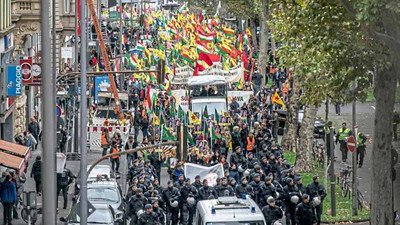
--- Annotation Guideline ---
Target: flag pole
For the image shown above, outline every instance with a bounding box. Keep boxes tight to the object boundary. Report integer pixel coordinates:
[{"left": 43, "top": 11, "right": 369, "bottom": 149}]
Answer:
[{"left": 210, "top": 121, "right": 213, "bottom": 152}]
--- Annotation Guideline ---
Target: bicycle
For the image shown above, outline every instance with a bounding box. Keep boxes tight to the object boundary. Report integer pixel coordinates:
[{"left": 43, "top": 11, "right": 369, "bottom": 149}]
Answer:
[{"left": 338, "top": 166, "right": 352, "bottom": 198}]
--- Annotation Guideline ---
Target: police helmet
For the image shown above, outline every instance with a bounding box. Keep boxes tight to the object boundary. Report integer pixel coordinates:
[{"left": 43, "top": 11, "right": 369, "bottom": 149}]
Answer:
[
  {"left": 244, "top": 169, "right": 251, "bottom": 177},
  {"left": 267, "top": 196, "right": 275, "bottom": 203},
  {"left": 312, "top": 197, "right": 321, "bottom": 206},
  {"left": 187, "top": 197, "right": 196, "bottom": 206},
  {"left": 145, "top": 204, "right": 152, "bottom": 209},
  {"left": 136, "top": 209, "right": 145, "bottom": 217},
  {"left": 170, "top": 200, "right": 179, "bottom": 208},
  {"left": 238, "top": 165, "right": 244, "bottom": 172},
  {"left": 290, "top": 195, "right": 300, "bottom": 204}
]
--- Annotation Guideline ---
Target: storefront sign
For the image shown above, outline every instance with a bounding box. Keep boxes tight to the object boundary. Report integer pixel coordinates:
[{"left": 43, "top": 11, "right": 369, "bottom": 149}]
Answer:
[
  {"left": 31, "top": 64, "right": 41, "bottom": 85},
  {"left": 6, "top": 65, "right": 22, "bottom": 97}
]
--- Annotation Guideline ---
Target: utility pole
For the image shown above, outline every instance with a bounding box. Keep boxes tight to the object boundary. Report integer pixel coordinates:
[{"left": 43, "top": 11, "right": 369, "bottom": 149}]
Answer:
[
  {"left": 329, "top": 129, "right": 336, "bottom": 216},
  {"left": 52, "top": 0, "right": 57, "bottom": 143},
  {"left": 80, "top": 0, "right": 88, "bottom": 223},
  {"left": 40, "top": 0, "right": 57, "bottom": 223},
  {"left": 119, "top": 0, "right": 124, "bottom": 91},
  {"left": 74, "top": 0, "right": 80, "bottom": 154},
  {"left": 352, "top": 80, "right": 358, "bottom": 216}
]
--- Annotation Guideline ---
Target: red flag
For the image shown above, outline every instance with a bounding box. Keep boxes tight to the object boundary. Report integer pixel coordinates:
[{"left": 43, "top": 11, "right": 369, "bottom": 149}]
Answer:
[
  {"left": 198, "top": 52, "right": 213, "bottom": 67},
  {"left": 193, "top": 63, "right": 205, "bottom": 76},
  {"left": 242, "top": 50, "right": 249, "bottom": 80},
  {"left": 199, "top": 13, "right": 203, "bottom": 23},
  {"left": 146, "top": 85, "right": 151, "bottom": 110},
  {"left": 208, "top": 54, "right": 221, "bottom": 63}
]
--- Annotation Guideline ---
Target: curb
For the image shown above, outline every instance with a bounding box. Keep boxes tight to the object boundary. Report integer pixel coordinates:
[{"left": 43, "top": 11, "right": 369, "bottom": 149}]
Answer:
[{"left": 322, "top": 218, "right": 370, "bottom": 224}]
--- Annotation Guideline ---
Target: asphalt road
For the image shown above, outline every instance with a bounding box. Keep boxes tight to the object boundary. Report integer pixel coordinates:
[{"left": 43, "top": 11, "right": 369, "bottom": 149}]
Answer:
[{"left": 2, "top": 102, "right": 400, "bottom": 224}]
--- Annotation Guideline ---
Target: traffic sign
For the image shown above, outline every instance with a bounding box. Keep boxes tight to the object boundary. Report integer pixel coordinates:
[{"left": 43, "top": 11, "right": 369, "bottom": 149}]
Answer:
[
  {"left": 347, "top": 136, "right": 356, "bottom": 153},
  {"left": 56, "top": 105, "right": 62, "bottom": 117}
]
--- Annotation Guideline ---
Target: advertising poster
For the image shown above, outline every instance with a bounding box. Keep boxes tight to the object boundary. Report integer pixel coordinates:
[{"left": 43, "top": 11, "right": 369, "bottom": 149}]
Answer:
[
  {"left": 6, "top": 65, "right": 22, "bottom": 97},
  {"left": 94, "top": 76, "right": 110, "bottom": 102}
]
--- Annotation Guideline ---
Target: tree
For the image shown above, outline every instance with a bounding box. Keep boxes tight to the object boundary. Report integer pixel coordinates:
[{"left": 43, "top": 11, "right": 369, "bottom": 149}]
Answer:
[
  {"left": 270, "top": 0, "right": 374, "bottom": 172},
  {"left": 257, "top": 0, "right": 269, "bottom": 85},
  {"left": 336, "top": 0, "right": 400, "bottom": 223}
]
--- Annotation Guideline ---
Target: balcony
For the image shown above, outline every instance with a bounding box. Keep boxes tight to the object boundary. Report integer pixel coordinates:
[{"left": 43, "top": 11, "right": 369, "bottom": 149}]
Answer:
[{"left": 12, "top": 0, "right": 40, "bottom": 18}]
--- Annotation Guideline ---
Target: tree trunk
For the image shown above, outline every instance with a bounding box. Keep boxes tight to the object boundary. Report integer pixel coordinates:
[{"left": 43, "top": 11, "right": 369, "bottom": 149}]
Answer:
[
  {"left": 282, "top": 76, "right": 301, "bottom": 152},
  {"left": 249, "top": 18, "right": 258, "bottom": 50},
  {"left": 370, "top": 64, "right": 397, "bottom": 225},
  {"left": 296, "top": 105, "right": 317, "bottom": 173},
  {"left": 257, "top": 0, "right": 268, "bottom": 85}
]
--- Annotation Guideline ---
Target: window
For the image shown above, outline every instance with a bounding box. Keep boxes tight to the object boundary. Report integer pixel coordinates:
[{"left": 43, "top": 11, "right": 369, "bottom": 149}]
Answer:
[{"left": 64, "top": 0, "right": 70, "bottom": 13}]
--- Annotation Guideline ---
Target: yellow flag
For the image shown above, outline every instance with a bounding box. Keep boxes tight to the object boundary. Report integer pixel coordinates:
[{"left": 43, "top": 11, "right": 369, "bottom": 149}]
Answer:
[
  {"left": 271, "top": 92, "right": 286, "bottom": 109},
  {"left": 153, "top": 113, "right": 160, "bottom": 125},
  {"left": 189, "top": 110, "right": 200, "bottom": 124}
]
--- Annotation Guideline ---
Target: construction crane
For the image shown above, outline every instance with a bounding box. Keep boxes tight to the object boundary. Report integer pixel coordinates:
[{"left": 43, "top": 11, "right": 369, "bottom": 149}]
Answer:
[{"left": 87, "top": 0, "right": 123, "bottom": 119}]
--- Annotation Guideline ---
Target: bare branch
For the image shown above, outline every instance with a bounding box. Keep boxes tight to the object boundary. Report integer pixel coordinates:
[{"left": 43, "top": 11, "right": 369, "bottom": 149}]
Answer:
[{"left": 372, "top": 31, "right": 400, "bottom": 49}]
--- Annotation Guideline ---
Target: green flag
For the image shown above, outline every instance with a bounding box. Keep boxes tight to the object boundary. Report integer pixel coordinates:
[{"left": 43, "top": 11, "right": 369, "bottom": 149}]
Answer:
[
  {"left": 202, "top": 106, "right": 209, "bottom": 120},
  {"left": 212, "top": 126, "right": 221, "bottom": 139},
  {"left": 203, "top": 120, "right": 209, "bottom": 137},
  {"left": 160, "top": 112, "right": 165, "bottom": 126},
  {"left": 214, "top": 108, "right": 219, "bottom": 123},
  {"left": 162, "top": 126, "right": 177, "bottom": 141},
  {"left": 188, "top": 132, "right": 195, "bottom": 146},
  {"left": 178, "top": 106, "right": 185, "bottom": 119}
]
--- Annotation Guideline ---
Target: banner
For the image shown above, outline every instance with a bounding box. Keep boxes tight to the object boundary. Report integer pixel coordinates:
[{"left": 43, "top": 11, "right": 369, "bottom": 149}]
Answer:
[
  {"left": 6, "top": 65, "right": 22, "bottom": 97},
  {"left": 228, "top": 91, "right": 252, "bottom": 107},
  {"left": 172, "top": 63, "right": 244, "bottom": 84},
  {"left": 171, "top": 89, "right": 189, "bottom": 113},
  {"left": 184, "top": 163, "right": 224, "bottom": 186},
  {"left": 94, "top": 76, "right": 111, "bottom": 102}
]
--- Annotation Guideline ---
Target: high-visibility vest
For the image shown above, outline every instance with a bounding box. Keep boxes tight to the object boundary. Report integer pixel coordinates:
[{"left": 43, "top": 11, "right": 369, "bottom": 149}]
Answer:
[
  {"left": 111, "top": 148, "right": 119, "bottom": 159},
  {"left": 246, "top": 137, "right": 255, "bottom": 151},
  {"left": 357, "top": 132, "right": 366, "bottom": 146},
  {"left": 101, "top": 134, "right": 108, "bottom": 146},
  {"left": 338, "top": 128, "right": 350, "bottom": 141}
]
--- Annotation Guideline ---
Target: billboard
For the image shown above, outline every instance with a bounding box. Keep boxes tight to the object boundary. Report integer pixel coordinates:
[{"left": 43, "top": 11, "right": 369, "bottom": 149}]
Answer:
[
  {"left": 6, "top": 65, "right": 22, "bottom": 97},
  {"left": 94, "top": 76, "right": 111, "bottom": 102}
]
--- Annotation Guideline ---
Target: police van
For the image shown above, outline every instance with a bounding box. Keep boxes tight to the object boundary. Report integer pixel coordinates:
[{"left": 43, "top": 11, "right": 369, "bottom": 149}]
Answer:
[{"left": 194, "top": 196, "right": 266, "bottom": 225}]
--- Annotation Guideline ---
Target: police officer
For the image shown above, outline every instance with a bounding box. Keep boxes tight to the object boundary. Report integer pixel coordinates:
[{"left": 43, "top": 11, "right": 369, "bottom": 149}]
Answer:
[
  {"left": 235, "top": 177, "right": 254, "bottom": 199},
  {"left": 306, "top": 176, "right": 326, "bottom": 225},
  {"left": 162, "top": 180, "right": 180, "bottom": 225},
  {"left": 192, "top": 175, "right": 203, "bottom": 191},
  {"left": 152, "top": 200, "right": 166, "bottom": 225},
  {"left": 295, "top": 194, "right": 316, "bottom": 225},
  {"left": 262, "top": 197, "right": 283, "bottom": 225},
  {"left": 356, "top": 132, "right": 368, "bottom": 168},
  {"left": 295, "top": 177, "right": 307, "bottom": 196},
  {"left": 249, "top": 173, "right": 262, "bottom": 205},
  {"left": 56, "top": 166, "right": 74, "bottom": 209},
  {"left": 336, "top": 122, "right": 351, "bottom": 162},
  {"left": 137, "top": 204, "right": 159, "bottom": 225},
  {"left": 127, "top": 188, "right": 148, "bottom": 225},
  {"left": 215, "top": 177, "right": 235, "bottom": 197},
  {"left": 282, "top": 178, "right": 301, "bottom": 225},
  {"left": 199, "top": 179, "right": 217, "bottom": 200},
  {"left": 181, "top": 178, "right": 198, "bottom": 225},
  {"left": 259, "top": 176, "right": 277, "bottom": 207}
]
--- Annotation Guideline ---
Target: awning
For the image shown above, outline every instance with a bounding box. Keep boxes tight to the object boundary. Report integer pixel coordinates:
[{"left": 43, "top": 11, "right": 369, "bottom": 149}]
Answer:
[
  {"left": 0, "top": 139, "right": 30, "bottom": 158},
  {"left": 0, "top": 151, "right": 25, "bottom": 175}
]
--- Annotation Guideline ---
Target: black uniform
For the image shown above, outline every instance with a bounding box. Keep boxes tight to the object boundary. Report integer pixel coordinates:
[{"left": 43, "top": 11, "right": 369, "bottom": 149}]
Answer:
[
  {"left": 127, "top": 194, "right": 148, "bottom": 225},
  {"left": 262, "top": 205, "right": 283, "bottom": 225},
  {"left": 137, "top": 212, "right": 159, "bottom": 225},
  {"left": 295, "top": 202, "right": 316, "bottom": 225},
  {"left": 153, "top": 206, "right": 166, "bottom": 225},
  {"left": 235, "top": 183, "right": 254, "bottom": 199},
  {"left": 56, "top": 168, "right": 74, "bottom": 209},
  {"left": 215, "top": 184, "right": 235, "bottom": 197},
  {"left": 181, "top": 184, "right": 198, "bottom": 225},
  {"left": 259, "top": 183, "right": 277, "bottom": 207},
  {"left": 162, "top": 186, "right": 180, "bottom": 225},
  {"left": 249, "top": 180, "right": 262, "bottom": 205},
  {"left": 282, "top": 185, "right": 301, "bottom": 225},
  {"left": 306, "top": 182, "right": 326, "bottom": 225},
  {"left": 199, "top": 186, "right": 217, "bottom": 200}
]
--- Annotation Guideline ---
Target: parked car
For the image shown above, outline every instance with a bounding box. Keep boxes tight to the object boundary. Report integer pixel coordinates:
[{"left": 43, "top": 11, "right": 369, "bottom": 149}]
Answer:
[
  {"left": 60, "top": 203, "right": 120, "bottom": 225},
  {"left": 276, "top": 109, "right": 325, "bottom": 138},
  {"left": 75, "top": 180, "right": 126, "bottom": 225},
  {"left": 74, "top": 165, "right": 117, "bottom": 199}
]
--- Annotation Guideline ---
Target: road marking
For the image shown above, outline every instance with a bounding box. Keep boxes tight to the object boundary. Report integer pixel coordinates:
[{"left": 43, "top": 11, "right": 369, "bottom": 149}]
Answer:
[{"left": 371, "top": 106, "right": 376, "bottom": 110}]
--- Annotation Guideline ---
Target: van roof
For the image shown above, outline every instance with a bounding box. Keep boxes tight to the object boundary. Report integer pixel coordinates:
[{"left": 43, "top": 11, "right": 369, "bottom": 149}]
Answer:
[{"left": 197, "top": 197, "right": 265, "bottom": 223}]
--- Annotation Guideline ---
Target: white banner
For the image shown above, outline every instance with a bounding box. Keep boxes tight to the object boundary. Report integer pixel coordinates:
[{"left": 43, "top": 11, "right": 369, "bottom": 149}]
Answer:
[
  {"left": 61, "top": 47, "right": 73, "bottom": 59},
  {"left": 228, "top": 91, "right": 253, "bottom": 107},
  {"left": 184, "top": 163, "right": 224, "bottom": 186},
  {"left": 171, "top": 89, "right": 189, "bottom": 113},
  {"left": 172, "top": 63, "right": 244, "bottom": 84}
]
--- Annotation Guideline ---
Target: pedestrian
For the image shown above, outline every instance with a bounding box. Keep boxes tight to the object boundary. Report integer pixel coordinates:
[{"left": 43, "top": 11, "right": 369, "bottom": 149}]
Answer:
[
  {"left": 356, "top": 131, "right": 368, "bottom": 168},
  {"left": 23, "top": 131, "right": 37, "bottom": 149},
  {"left": 28, "top": 117, "right": 40, "bottom": 150},
  {"left": 30, "top": 155, "right": 42, "bottom": 195},
  {"left": 101, "top": 128, "right": 110, "bottom": 156},
  {"left": 1, "top": 174, "right": 17, "bottom": 225},
  {"left": 262, "top": 197, "right": 283, "bottom": 225},
  {"left": 110, "top": 141, "right": 121, "bottom": 174},
  {"left": 336, "top": 122, "right": 351, "bottom": 162},
  {"left": 124, "top": 135, "right": 137, "bottom": 168},
  {"left": 56, "top": 166, "right": 74, "bottom": 209}
]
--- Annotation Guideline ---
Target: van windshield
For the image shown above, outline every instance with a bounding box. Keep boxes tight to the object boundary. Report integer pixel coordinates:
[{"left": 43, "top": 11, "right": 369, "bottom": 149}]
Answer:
[{"left": 206, "top": 221, "right": 265, "bottom": 225}]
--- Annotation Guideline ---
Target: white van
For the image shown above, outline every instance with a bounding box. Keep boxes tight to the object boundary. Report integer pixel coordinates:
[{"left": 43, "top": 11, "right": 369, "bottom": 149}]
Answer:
[{"left": 194, "top": 196, "right": 266, "bottom": 225}]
